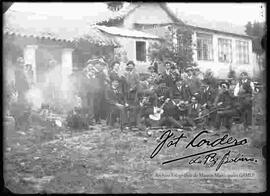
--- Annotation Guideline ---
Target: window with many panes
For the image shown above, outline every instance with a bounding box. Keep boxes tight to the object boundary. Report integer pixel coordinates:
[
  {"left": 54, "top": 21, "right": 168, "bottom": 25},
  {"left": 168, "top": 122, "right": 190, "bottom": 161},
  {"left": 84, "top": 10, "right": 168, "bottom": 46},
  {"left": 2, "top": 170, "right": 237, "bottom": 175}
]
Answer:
[
  {"left": 218, "top": 38, "right": 232, "bottom": 63},
  {"left": 136, "top": 41, "right": 146, "bottom": 61},
  {"left": 196, "top": 33, "right": 213, "bottom": 61},
  {"left": 235, "top": 40, "right": 249, "bottom": 64}
]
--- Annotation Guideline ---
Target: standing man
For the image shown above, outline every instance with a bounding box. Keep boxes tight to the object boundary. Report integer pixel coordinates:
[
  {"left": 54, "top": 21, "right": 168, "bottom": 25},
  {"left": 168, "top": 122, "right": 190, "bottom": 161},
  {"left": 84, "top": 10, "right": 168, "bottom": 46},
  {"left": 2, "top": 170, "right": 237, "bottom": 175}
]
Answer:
[
  {"left": 159, "top": 61, "right": 175, "bottom": 98},
  {"left": 24, "top": 64, "right": 34, "bottom": 87},
  {"left": 123, "top": 60, "right": 140, "bottom": 127},
  {"left": 186, "top": 67, "right": 202, "bottom": 95},
  {"left": 173, "top": 79, "right": 192, "bottom": 102},
  {"left": 14, "top": 57, "right": 29, "bottom": 104},
  {"left": 123, "top": 60, "right": 140, "bottom": 104},
  {"left": 234, "top": 71, "right": 255, "bottom": 130},
  {"left": 90, "top": 58, "right": 108, "bottom": 124},
  {"left": 108, "top": 60, "right": 122, "bottom": 82},
  {"left": 213, "top": 81, "right": 236, "bottom": 132},
  {"left": 140, "top": 65, "right": 159, "bottom": 106}
]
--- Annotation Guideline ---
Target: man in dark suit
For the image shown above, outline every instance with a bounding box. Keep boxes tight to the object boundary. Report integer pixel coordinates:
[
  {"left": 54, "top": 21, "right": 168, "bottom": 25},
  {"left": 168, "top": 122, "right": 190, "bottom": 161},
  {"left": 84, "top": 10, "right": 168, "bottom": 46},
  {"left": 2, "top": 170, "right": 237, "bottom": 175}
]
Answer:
[
  {"left": 213, "top": 81, "right": 236, "bottom": 132},
  {"left": 186, "top": 95, "right": 202, "bottom": 129},
  {"left": 199, "top": 81, "right": 218, "bottom": 129},
  {"left": 123, "top": 61, "right": 140, "bottom": 127},
  {"left": 105, "top": 79, "right": 127, "bottom": 127},
  {"left": 159, "top": 61, "right": 175, "bottom": 98},
  {"left": 123, "top": 61, "right": 140, "bottom": 104},
  {"left": 173, "top": 79, "right": 192, "bottom": 102},
  {"left": 186, "top": 67, "right": 202, "bottom": 95},
  {"left": 89, "top": 58, "right": 108, "bottom": 124}
]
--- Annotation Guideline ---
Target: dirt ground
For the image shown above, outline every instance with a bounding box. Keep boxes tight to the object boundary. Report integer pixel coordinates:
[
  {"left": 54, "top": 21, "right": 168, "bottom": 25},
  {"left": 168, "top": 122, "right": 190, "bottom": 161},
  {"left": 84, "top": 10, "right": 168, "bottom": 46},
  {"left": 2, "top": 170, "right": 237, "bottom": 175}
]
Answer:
[{"left": 3, "top": 115, "right": 266, "bottom": 193}]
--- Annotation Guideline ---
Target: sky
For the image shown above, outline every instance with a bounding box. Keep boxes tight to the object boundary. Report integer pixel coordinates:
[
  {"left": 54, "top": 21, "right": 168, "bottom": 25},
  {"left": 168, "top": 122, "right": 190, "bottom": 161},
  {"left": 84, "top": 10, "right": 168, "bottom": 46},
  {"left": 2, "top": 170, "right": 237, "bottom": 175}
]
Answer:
[{"left": 9, "top": 2, "right": 266, "bottom": 26}]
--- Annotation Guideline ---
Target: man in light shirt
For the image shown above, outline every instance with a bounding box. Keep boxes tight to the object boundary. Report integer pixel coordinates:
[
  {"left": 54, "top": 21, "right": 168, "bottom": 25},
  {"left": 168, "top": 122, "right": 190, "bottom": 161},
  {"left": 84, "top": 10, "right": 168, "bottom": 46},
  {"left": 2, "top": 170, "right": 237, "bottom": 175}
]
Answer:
[
  {"left": 234, "top": 71, "right": 255, "bottom": 96},
  {"left": 233, "top": 71, "right": 255, "bottom": 130}
]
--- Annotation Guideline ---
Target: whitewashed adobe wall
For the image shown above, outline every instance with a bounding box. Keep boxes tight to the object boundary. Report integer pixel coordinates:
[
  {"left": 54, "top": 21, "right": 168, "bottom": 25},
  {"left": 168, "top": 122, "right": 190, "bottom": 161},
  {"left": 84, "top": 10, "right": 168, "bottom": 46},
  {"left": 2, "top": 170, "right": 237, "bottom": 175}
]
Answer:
[
  {"left": 114, "top": 36, "right": 158, "bottom": 74},
  {"left": 123, "top": 3, "right": 174, "bottom": 29},
  {"left": 192, "top": 30, "right": 255, "bottom": 79}
]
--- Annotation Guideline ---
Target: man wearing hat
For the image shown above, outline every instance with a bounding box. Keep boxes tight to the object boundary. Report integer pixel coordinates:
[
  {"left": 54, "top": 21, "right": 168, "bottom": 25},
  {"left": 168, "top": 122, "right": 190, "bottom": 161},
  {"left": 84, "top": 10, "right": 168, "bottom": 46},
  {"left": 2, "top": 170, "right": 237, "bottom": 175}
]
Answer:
[
  {"left": 105, "top": 79, "right": 127, "bottom": 127},
  {"left": 199, "top": 80, "right": 218, "bottom": 129},
  {"left": 147, "top": 65, "right": 159, "bottom": 86},
  {"left": 234, "top": 71, "right": 255, "bottom": 129},
  {"left": 186, "top": 66, "right": 202, "bottom": 95},
  {"left": 123, "top": 60, "right": 140, "bottom": 126},
  {"left": 92, "top": 57, "right": 109, "bottom": 124},
  {"left": 170, "top": 64, "right": 181, "bottom": 83},
  {"left": 213, "top": 81, "right": 236, "bottom": 132},
  {"left": 158, "top": 61, "right": 175, "bottom": 98},
  {"left": 123, "top": 60, "right": 140, "bottom": 102}
]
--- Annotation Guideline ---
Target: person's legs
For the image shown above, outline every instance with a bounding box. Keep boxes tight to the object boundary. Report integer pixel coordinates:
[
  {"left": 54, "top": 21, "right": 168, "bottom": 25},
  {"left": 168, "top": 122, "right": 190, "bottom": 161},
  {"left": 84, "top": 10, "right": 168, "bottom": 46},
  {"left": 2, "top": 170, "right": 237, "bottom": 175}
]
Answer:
[
  {"left": 87, "top": 93, "right": 95, "bottom": 125},
  {"left": 94, "top": 92, "right": 102, "bottom": 123},
  {"left": 246, "top": 104, "right": 252, "bottom": 127},
  {"left": 168, "top": 116, "right": 184, "bottom": 128},
  {"left": 223, "top": 114, "right": 232, "bottom": 132},
  {"left": 214, "top": 113, "right": 222, "bottom": 130},
  {"left": 186, "top": 116, "right": 196, "bottom": 128}
]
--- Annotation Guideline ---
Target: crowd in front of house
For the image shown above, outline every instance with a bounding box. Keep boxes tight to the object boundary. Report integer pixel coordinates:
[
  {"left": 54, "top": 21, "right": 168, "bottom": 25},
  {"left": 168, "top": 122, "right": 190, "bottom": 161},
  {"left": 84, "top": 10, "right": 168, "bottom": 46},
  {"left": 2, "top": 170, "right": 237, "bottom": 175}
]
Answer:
[{"left": 5, "top": 55, "right": 262, "bottom": 133}]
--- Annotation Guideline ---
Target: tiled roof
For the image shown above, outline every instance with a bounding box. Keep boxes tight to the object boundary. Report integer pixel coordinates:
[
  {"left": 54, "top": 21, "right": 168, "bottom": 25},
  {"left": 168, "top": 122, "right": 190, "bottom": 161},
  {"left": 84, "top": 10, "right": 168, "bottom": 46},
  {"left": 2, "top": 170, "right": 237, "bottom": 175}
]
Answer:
[
  {"left": 94, "top": 3, "right": 141, "bottom": 25},
  {"left": 94, "top": 3, "right": 248, "bottom": 37},
  {"left": 95, "top": 3, "right": 184, "bottom": 26},
  {"left": 3, "top": 10, "right": 119, "bottom": 47},
  {"left": 175, "top": 12, "right": 248, "bottom": 36},
  {"left": 95, "top": 25, "right": 162, "bottom": 40}
]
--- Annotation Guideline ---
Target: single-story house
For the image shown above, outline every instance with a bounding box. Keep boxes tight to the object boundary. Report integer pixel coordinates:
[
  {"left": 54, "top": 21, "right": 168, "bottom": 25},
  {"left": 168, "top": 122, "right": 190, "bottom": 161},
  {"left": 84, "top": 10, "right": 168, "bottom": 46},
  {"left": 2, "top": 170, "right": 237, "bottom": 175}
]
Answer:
[
  {"left": 94, "top": 2, "right": 260, "bottom": 78},
  {"left": 94, "top": 25, "right": 162, "bottom": 73},
  {"left": 3, "top": 10, "right": 119, "bottom": 86}
]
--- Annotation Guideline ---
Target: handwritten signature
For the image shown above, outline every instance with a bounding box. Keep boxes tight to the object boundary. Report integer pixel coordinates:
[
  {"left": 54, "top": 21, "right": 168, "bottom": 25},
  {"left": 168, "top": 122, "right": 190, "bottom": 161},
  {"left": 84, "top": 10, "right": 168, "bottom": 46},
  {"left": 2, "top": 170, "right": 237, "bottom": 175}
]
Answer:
[{"left": 150, "top": 130, "right": 257, "bottom": 171}]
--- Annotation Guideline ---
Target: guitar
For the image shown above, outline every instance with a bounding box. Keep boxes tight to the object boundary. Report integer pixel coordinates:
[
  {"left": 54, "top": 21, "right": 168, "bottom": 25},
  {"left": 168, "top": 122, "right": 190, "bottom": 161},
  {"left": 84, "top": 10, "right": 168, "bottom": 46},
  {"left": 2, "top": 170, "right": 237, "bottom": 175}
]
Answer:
[
  {"left": 149, "top": 98, "right": 170, "bottom": 121},
  {"left": 194, "top": 104, "right": 227, "bottom": 120}
]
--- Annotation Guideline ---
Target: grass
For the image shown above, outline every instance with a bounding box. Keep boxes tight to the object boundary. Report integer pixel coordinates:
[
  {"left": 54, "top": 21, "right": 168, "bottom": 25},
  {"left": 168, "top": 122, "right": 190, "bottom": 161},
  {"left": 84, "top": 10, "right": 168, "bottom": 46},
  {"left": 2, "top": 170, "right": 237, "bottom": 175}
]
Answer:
[{"left": 4, "top": 112, "right": 266, "bottom": 193}]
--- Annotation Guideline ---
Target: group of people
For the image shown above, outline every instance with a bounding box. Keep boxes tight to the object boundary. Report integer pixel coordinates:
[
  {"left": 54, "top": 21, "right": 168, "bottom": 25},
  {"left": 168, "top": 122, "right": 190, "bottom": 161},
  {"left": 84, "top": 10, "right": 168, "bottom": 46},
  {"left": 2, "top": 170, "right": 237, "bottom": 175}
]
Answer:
[{"left": 70, "top": 57, "right": 258, "bottom": 132}]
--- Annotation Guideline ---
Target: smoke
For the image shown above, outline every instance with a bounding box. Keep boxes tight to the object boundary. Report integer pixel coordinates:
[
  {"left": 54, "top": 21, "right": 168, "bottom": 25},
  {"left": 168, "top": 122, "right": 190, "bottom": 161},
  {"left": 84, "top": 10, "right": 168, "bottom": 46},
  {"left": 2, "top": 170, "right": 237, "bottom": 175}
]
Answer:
[
  {"left": 4, "top": 60, "right": 15, "bottom": 85},
  {"left": 25, "top": 86, "right": 44, "bottom": 111},
  {"left": 25, "top": 63, "right": 80, "bottom": 113}
]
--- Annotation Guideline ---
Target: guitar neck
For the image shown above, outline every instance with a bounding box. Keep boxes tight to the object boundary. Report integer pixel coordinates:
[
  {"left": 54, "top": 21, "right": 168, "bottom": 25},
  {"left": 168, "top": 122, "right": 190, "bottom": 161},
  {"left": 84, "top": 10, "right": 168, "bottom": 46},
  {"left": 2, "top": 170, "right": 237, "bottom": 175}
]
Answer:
[{"left": 160, "top": 99, "right": 170, "bottom": 109}]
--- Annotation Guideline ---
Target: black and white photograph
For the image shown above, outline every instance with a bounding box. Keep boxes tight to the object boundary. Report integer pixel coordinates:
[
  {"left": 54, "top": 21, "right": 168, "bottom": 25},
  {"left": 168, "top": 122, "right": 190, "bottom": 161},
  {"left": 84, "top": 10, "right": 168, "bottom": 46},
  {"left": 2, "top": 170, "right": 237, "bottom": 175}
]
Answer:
[{"left": 3, "top": 1, "right": 266, "bottom": 193}]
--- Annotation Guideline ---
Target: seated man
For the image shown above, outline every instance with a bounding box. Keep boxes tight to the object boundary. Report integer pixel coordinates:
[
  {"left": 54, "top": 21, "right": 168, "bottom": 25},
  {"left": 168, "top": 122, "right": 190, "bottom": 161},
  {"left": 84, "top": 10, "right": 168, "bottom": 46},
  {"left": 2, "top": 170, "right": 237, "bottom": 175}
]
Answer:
[
  {"left": 199, "top": 81, "right": 218, "bottom": 128},
  {"left": 185, "top": 95, "right": 202, "bottom": 129},
  {"left": 177, "top": 100, "right": 191, "bottom": 124},
  {"left": 105, "top": 80, "right": 127, "bottom": 128},
  {"left": 138, "top": 65, "right": 160, "bottom": 106},
  {"left": 137, "top": 94, "right": 157, "bottom": 128}
]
